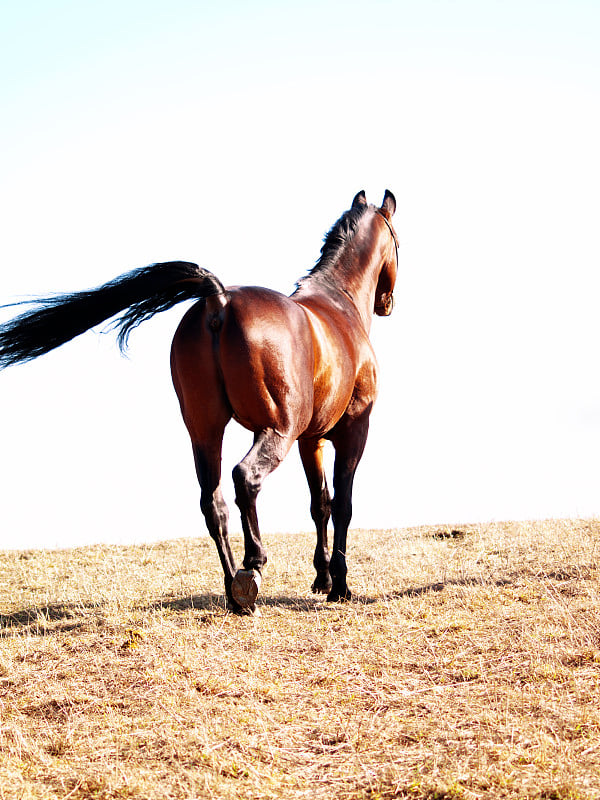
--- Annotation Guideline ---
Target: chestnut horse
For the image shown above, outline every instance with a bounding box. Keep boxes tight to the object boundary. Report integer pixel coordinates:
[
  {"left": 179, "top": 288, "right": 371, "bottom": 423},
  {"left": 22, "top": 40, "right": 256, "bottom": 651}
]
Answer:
[{"left": 0, "top": 190, "right": 398, "bottom": 613}]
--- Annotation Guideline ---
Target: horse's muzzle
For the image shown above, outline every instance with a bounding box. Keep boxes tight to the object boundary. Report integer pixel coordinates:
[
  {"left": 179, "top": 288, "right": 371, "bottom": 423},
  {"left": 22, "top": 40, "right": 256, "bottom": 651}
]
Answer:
[{"left": 375, "top": 293, "right": 394, "bottom": 317}]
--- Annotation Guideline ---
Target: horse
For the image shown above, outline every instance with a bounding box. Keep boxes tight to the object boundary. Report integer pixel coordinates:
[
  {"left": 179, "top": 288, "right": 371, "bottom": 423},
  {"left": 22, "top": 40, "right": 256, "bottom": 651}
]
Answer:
[{"left": 0, "top": 189, "right": 398, "bottom": 614}]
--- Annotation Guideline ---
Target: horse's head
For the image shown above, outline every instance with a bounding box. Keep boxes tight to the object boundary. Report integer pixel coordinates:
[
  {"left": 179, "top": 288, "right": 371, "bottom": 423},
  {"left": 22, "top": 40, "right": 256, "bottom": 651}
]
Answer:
[
  {"left": 373, "top": 190, "right": 398, "bottom": 317},
  {"left": 295, "top": 189, "right": 398, "bottom": 323}
]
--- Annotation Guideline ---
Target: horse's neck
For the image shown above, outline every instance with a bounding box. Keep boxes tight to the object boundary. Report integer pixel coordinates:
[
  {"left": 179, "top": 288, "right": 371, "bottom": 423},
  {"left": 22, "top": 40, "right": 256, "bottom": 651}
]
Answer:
[
  {"left": 293, "top": 256, "right": 379, "bottom": 332},
  {"left": 331, "top": 243, "right": 382, "bottom": 329}
]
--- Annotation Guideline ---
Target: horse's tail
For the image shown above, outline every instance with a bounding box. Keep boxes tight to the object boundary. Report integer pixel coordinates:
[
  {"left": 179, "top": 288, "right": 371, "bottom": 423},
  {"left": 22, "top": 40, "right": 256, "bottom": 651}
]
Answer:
[{"left": 0, "top": 261, "right": 226, "bottom": 368}]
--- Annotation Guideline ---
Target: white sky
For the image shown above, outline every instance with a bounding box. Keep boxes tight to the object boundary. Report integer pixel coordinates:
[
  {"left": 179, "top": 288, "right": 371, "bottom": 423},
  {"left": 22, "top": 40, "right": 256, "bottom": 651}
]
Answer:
[{"left": 1, "top": 0, "right": 599, "bottom": 550}]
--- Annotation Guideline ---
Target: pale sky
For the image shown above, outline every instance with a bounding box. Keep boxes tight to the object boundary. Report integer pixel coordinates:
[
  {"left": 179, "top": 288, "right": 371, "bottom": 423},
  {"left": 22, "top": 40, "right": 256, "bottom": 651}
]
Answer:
[{"left": 1, "top": 1, "right": 599, "bottom": 550}]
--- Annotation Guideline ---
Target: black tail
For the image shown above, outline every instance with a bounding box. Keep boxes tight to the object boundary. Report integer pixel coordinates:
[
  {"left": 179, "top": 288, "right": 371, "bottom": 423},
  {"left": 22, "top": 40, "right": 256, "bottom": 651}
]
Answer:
[{"left": 0, "top": 261, "right": 225, "bottom": 368}]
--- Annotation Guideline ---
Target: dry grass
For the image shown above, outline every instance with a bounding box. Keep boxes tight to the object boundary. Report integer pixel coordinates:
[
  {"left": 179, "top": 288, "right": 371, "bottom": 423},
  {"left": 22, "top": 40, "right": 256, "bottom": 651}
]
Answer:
[{"left": 1, "top": 518, "right": 600, "bottom": 799}]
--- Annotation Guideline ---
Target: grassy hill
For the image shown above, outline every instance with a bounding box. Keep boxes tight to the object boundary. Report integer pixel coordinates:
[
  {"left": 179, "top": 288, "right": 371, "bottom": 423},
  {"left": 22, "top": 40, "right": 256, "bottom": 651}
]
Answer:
[{"left": 1, "top": 519, "right": 599, "bottom": 799}]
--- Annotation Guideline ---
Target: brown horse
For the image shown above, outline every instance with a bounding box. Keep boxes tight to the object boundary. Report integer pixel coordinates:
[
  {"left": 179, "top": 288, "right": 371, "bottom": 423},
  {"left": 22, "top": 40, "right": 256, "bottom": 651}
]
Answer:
[{"left": 0, "top": 190, "right": 398, "bottom": 613}]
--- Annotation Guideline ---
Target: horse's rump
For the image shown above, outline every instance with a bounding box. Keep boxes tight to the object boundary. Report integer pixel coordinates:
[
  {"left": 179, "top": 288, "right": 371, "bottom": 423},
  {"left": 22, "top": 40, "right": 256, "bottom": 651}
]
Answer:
[{"left": 171, "top": 286, "right": 316, "bottom": 439}]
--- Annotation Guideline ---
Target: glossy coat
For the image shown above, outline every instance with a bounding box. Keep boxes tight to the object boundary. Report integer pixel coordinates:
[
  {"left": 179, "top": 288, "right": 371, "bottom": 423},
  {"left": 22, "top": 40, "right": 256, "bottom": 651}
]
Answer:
[
  {"left": 0, "top": 190, "right": 398, "bottom": 613},
  {"left": 171, "top": 190, "right": 398, "bottom": 611}
]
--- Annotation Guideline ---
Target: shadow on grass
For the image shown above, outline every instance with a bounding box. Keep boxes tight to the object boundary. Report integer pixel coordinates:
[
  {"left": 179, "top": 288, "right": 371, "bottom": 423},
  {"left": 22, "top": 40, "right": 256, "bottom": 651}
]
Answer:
[
  {"left": 0, "top": 593, "right": 327, "bottom": 634},
  {"left": 145, "top": 593, "right": 326, "bottom": 614},
  {"left": 142, "top": 593, "right": 225, "bottom": 613},
  {"left": 389, "top": 575, "right": 513, "bottom": 599},
  {"left": 0, "top": 593, "right": 228, "bottom": 636},
  {"left": 0, "top": 577, "right": 539, "bottom": 636},
  {"left": 259, "top": 593, "right": 378, "bottom": 610},
  {"left": 3, "top": 562, "right": 595, "bottom": 636},
  {"left": 0, "top": 601, "right": 104, "bottom": 637},
  {"left": 386, "top": 562, "right": 597, "bottom": 600},
  {"left": 147, "top": 591, "right": 383, "bottom": 614}
]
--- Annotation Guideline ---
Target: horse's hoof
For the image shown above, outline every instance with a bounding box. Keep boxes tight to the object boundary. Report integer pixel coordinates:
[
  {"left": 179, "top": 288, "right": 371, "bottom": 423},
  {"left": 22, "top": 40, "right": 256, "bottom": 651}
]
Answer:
[
  {"left": 327, "top": 586, "right": 352, "bottom": 603},
  {"left": 311, "top": 573, "right": 333, "bottom": 594},
  {"left": 231, "top": 569, "right": 262, "bottom": 609}
]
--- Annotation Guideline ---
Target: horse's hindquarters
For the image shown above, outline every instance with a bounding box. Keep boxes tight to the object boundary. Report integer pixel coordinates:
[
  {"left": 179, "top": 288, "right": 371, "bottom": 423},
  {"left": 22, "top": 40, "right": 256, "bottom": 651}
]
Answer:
[{"left": 217, "top": 287, "right": 315, "bottom": 438}]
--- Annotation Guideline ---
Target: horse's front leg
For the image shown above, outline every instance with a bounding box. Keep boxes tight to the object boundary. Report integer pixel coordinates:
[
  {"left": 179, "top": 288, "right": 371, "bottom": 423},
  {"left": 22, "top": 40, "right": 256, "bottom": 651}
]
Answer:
[
  {"left": 327, "top": 411, "right": 370, "bottom": 602},
  {"left": 298, "top": 437, "right": 332, "bottom": 594}
]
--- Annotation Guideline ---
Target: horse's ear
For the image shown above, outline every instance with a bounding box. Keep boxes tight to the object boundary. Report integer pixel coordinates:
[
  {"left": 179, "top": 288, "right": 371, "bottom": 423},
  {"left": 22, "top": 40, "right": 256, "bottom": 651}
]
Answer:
[
  {"left": 381, "top": 189, "right": 396, "bottom": 216},
  {"left": 352, "top": 190, "right": 367, "bottom": 208}
]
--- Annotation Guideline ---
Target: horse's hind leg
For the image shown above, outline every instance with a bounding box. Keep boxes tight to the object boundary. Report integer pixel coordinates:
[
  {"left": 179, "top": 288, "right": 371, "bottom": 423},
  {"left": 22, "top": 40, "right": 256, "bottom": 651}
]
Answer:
[
  {"left": 231, "top": 428, "right": 295, "bottom": 609},
  {"left": 299, "top": 437, "right": 332, "bottom": 594},
  {"left": 191, "top": 438, "right": 241, "bottom": 612}
]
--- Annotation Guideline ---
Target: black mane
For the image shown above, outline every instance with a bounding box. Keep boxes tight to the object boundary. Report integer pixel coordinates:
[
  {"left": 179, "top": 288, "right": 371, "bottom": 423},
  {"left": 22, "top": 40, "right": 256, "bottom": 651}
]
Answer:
[{"left": 295, "top": 203, "right": 371, "bottom": 290}]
